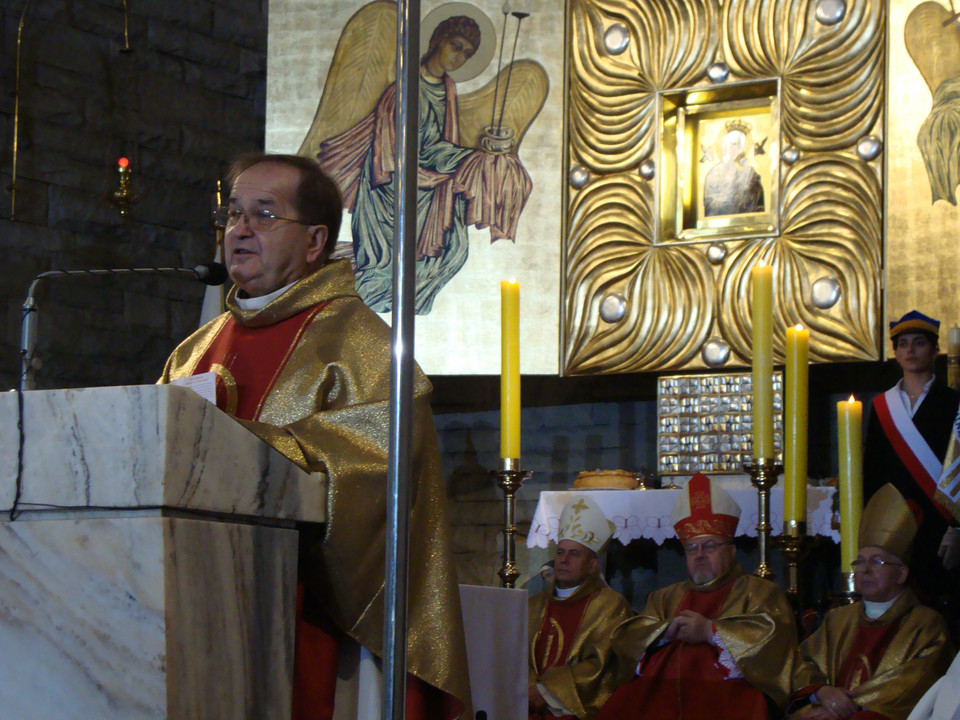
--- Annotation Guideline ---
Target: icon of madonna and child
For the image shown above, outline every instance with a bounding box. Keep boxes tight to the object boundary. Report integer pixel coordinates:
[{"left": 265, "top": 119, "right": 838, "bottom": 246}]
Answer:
[{"left": 298, "top": 1, "right": 549, "bottom": 314}]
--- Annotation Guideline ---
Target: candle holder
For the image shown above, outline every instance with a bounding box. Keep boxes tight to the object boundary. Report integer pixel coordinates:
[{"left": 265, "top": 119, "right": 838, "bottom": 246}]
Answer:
[
  {"left": 490, "top": 458, "right": 532, "bottom": 588},
  {"left": 108, "top": 159, "right": 138, "bottom": 217},
  {"left": 777, "top": 520, "right": 810, "bottom": 605},
  {"left": 743, "top": 457, "right": 782, "bottom": 580},
  {"left": 831, "top": 569, "right": 860, "bottom": 606}
]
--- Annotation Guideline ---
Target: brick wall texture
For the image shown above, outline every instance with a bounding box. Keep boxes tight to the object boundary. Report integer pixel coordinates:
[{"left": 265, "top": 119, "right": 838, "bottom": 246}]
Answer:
[
  {"left": 436, "top": 400, "right": 658, "bottom": 586},
  {"left": 2, "top": 0, "right": 266, "bottom": 390}
]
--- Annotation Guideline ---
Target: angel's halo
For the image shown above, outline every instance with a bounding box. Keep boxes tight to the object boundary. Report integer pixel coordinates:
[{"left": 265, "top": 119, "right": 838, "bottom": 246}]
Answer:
[{"left": 420, "top": 2, "right": 498, "bottom": 83}]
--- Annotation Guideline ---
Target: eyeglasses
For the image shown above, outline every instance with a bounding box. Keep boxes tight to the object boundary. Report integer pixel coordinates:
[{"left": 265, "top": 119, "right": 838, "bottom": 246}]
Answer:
[
  {"left": 851, "top": 557, "right": 903, "bottom": 570},
  {"left": 216, "top": 205, "right": 307, "bottom": 232},
  {"left": 683, "top": 540, "right": 729, "bottom": 556}
]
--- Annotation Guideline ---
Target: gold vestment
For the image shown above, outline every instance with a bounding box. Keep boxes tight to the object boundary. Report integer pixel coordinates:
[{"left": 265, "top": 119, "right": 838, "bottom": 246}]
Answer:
[
  {"left": 528, "top": 573, "right": 634, "bottom": 719},
  {"left": 608, "top": 564, "right": 797, "bottom": 710},
  {"left": 790, "top": 590, "right": 952, "bottom": 720},
  {"left": 160, "top": 259, "right": 471, "bottom": 712}
]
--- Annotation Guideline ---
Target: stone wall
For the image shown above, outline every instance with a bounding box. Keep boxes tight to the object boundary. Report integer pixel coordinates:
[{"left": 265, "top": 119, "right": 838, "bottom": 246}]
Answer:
[
  {"left": 1, "top": 0, "right": 266, "bottom": 391},
  {"left": 436, "top": 399, "right": 658, "bottom": 586}
]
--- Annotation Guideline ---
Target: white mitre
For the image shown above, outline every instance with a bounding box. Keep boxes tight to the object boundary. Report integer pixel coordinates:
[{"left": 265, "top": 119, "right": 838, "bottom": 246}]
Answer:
[{"left": 558, "top": 496, "right": 614, "bottom": 553}]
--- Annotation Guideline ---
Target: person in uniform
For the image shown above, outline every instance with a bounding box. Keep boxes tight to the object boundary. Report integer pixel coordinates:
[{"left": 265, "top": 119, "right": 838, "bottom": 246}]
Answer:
[
  {"left": 593, "top": 472, "right": 797, "bottom": 720},
  {"left": 528, "top": 497, "right": 634, "bottom": 719},
  {"left": 160, "top": 153, "right": 470, "bottom": 720},
  {"left": 863, "top": 310, "right": 960, "bottom": 606},
  {"left": 789, "top": 484, "right": 953, "bottom": 720}
]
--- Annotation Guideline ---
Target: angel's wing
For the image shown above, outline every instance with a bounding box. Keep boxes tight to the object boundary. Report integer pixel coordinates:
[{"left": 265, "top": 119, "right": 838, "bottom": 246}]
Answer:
[
  {"left": 299, "top": 0, "right": 397, "bottom": 157},
  {"left": 457, "top": 59, "right": 549, "bottom": 151}
]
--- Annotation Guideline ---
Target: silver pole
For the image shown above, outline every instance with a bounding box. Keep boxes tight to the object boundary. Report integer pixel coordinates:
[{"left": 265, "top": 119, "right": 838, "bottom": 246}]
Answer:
[{"left": 383, "top": 0, "right": 420, "bottom": 712}]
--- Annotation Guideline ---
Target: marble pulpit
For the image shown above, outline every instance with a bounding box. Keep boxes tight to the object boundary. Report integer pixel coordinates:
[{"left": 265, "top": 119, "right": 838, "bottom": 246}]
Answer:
[{"left": 0, "top": 384, "right": 326, "bottom": 719}]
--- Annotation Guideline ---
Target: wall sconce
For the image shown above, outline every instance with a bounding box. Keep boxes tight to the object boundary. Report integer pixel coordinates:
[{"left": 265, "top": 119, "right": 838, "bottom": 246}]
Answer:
[{"left": 108, "top": 157, "right": 138, "bottom": 217}]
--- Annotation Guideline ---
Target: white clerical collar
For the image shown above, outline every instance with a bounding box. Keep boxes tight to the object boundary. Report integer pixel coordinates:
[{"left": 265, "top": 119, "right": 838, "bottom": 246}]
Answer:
[
  {"left": 554, "top": 584, "right": 580, "bottom": 599},
  {"left": 235, "top": 280, "right": 297, "bottom": 310},
  {"left": 863, "top": 594, "right": 900, "bottom": 619}
]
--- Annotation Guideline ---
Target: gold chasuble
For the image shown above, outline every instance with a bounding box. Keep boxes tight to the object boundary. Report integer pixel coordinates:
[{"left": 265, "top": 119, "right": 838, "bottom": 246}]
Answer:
[
  {"left": 595, "top": 565, "right": 796, "bottom": 720},
  {"left": 528, "top": 574, "right": 634, "bottom": 719},
  {"left": 790, "top": 590, "right": 952, "bottom": 720},
  {"left": 159, "top": 259, "right": 471, "bottom": 715}
]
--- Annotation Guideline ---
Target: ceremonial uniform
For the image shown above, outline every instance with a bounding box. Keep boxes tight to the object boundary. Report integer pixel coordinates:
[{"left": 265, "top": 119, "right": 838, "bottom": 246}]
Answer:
[
  {"left": 790, "top": 590, "right": 952, "bottom": 720},
  {"left": 160, "top": 259, "right": 469, "bottom": 717},
  {"left": 864, "top": 310, "right": 960, "bottom": 604},
  {"left": 528, "top": 574, "right": 633, "bottom": 720},
  {"left": 595, "top": 473, "right": 797, "bottom": 720}
]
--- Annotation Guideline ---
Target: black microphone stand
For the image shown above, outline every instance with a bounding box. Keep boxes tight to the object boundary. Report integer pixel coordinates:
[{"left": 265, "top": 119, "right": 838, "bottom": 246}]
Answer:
[{"left": 19, "top": 263, "right": 227, "bottom": 391}]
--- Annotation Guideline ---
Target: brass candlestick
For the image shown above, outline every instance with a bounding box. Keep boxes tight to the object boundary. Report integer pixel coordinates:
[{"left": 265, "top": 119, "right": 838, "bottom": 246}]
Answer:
[
  {"left": 832, "top": 570, "right": 860, "bottom": 605},
  {"left": 744, "top": 457, "right": 782, "bottom": 580},
  {"left": 108, "top": 158, "right": 138, "bottom": 217},
  {"left": 777, "top": 520, "right": 809, "bottom": 604},
  {"left": 491, "top": 458, "right": 531, "bottom": 588}
]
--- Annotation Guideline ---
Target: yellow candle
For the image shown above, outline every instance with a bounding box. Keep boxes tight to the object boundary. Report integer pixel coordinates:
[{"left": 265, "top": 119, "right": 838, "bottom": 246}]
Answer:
[
  {"left": 500, "top": 280, "right": 521, "bottom": 459},
  {"left": 784, "top": 325, "right": 809, "bottom": 524},
  {"left": 837, "top": 395, "right": 863, "bottom": 571},
  {"left": 752, "top": 262, "right": 774, "bottom": 459}
]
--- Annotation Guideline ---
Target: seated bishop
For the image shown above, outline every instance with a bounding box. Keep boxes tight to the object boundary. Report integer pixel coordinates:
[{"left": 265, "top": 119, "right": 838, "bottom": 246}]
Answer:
[
  {"left": 528, "top": 496, "right": 634, "bottom": 720},
  {"left": 594, "top": 472, "right": 798, "bottom": 720},
  {"left": 789, "top": 483, "right": 953, "bottom": 720}
]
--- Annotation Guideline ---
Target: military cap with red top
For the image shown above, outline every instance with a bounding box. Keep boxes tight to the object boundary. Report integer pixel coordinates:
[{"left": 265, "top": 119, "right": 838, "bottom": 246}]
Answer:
[
  {"left": 671, "top": 472, "right": 742, "bottom": 543},
  {"left": 889, "top": 309, "right": 940, "bottom": 340}
]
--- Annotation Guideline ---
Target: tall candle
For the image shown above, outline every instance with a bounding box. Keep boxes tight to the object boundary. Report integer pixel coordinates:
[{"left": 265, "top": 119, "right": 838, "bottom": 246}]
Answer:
[
  {"left": 838, "top": 395, "right": 863, "bottom": 571},
  {"left": 752, "top": 262, "right": 774, "bottom": 459},
  {"left": 784, "top": 325, "right": 809, "bottom": 524},
  {"left": 500, "top": 280, "right": 521, "bottom": 459}
]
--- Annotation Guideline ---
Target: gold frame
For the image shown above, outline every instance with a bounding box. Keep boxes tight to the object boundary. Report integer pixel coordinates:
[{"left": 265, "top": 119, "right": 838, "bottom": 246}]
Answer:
[
  {"left": 562, "top": 0, "right": 884, "bottom": 375},
  {"left": 661, "top": 81, "right": 780, "bottom": 243}
]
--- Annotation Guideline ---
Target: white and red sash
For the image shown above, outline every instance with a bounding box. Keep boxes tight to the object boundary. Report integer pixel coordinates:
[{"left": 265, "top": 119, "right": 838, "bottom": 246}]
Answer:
[{"left": 874, "top": 388, "right": 952, "bottom": 521}]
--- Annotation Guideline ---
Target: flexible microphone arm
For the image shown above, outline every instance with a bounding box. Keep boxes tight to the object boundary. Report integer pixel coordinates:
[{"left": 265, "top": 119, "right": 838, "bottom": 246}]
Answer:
[{"left": 19, "top": 263, "right": 228, "bottom": 391}]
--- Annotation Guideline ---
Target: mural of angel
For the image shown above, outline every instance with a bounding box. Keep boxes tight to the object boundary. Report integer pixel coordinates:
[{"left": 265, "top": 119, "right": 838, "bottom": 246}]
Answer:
[
  {"left": 299, "top": 1, "right": 549, "bottom": 314},
  {"left": 906, "top": 1, "right": 960, "bottom": 205}
]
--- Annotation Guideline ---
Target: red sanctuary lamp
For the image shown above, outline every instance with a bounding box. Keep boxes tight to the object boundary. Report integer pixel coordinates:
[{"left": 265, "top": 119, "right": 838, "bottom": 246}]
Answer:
[{"left": 108, "top": 156, "right": 138, "bottom": 216}]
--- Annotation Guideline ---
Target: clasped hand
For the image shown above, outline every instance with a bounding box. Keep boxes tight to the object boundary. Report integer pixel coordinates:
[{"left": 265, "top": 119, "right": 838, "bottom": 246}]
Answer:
[
  {"left": 807, "top": 686, "right": 858, "bottom": 719},
  {"left": 665, "top": 610, "right": 712, "bottom": 644}
]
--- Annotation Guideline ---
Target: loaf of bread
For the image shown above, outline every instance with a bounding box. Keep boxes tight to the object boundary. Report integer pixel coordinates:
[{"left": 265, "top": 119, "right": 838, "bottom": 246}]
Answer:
[{"left": 573, "top": 469, "right": 638, "bottom": 489}]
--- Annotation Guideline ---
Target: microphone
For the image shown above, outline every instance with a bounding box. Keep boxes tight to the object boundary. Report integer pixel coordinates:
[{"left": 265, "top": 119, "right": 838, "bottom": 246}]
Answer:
[
  {"left": 19, "top": 263, "right": 229, "bottom": 391},
  {"left": 193, "top": 261, "right": 228, "bottom": 286}
]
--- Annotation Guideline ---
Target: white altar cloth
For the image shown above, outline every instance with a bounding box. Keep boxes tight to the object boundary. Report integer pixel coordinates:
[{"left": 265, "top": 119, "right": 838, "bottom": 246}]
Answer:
[{"left": 527, "top": 486, "right": 838, "bottom": 548}]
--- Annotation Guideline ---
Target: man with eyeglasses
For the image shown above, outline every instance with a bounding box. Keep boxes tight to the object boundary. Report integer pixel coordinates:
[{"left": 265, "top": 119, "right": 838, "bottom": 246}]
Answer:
[
  {"left": 789, "top": 484, "right": 952, "bottom": 720},
  {"left": 594, "top": 473, "right": 797, "bottom": 720},
  {"left": 528, "top": 497, "right": 634, "bottom": 720},
  {"left": 160, "top": 154, "right": 470, "bottom": 719}
]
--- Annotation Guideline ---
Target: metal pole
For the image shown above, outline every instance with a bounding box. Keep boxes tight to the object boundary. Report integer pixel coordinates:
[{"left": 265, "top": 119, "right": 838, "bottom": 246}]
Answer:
[{"left": 383, "top": 0, "right": 420, "bottom": 713}]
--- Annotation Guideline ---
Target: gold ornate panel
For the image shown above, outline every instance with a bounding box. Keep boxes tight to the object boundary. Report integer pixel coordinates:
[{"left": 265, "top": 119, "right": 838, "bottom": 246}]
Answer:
[{"left": 562, "top": 0, "right": 884, "bottom": 374}]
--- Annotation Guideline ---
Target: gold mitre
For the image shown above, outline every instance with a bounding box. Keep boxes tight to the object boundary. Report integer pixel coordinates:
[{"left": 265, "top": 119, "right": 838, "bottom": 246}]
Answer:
[
  {"left": 558, "top": 496, "right": 614, "bottom": 553},
  {"left": 858, "top": 483, "right": 918, "bottom": 562}
]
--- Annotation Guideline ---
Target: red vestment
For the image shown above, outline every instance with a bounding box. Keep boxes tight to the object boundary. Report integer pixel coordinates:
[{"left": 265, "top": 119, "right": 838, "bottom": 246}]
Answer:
[
  {"left": 162, "top": 264, "right": 467, "bottom": 720},
  {"left": 595, "top": 579, "right": 770, "bottom": 720},
  {"left": 530, "top": 593, "right": 591, "bottom": 720}
]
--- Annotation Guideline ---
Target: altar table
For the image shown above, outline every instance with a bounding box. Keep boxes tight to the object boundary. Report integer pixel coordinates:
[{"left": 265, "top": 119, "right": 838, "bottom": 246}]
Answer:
[{"left": 527, "top": 486, "right": 838, "bottom": 548}]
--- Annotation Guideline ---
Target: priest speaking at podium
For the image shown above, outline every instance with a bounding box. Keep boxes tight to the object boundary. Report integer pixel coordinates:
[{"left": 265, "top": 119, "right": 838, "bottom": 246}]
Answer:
[{"left": 159, "top": 153, "right": 470, "bottom": 720}]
